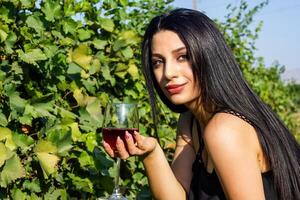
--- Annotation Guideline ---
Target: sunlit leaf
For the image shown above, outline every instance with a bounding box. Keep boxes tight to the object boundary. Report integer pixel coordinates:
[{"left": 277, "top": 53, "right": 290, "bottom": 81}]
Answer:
[
  {"left": 121, "top": 47, "right": 133, "bottom": 59},
  {"left": 11, "top": 188, "right": 27, "bottom": 200},
  {"left": 128, "top": 62, "right": 139, "bottom": 79},
  {"left": 99, "top": 18, "right": 114, "bottom": 32},
  {"left": 0, "top": 127, "right": 16, "bottom": 150},
  {"left": 47, "top": 130, "right": 73, "bottom": 155},
  {"left": 0, "top": 112, "right": 8, "bottom": 126},
  {"left": 17, "top": 48, "right": 47, "bottom": 64},
  {"left": 41, "top": 0, "right": 61, "bottom": 22},
  {"left": 68, "top": 122, "right": 82, "bottom": 142},
  {"left": 0, "top": 29, "right": 8, "bottom": 42},
  {"left": 0, "top": 153, "right": 25, "bottom": 187},
  {"left": 36, "top": 152, "right": 60, "bottom": 177},
  {"left": 78, "top": 29, "right": 93, "bottom": 41},
  {"left": 12, "top": 132, "right": 34, "bottom": 150},
  {"left": 0, "top": 142, "right": 13, "bottom": 167},
  {"left": 34, "top": 140, "right": 57, "bottom": 154},
  {"left": 69, "top": 44, "right": 92, "bottom": 70},
  {"left": 26, "top": 14, "right": 44, "bottom": 32},
  {"left": 92, "top": 39, "right": 107, "bottom": 50}
]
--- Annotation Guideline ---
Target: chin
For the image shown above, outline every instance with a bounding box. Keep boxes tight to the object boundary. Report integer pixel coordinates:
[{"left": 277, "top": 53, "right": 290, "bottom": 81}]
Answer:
[{"left": 168, "top": 96, "right": 190, "bottom": 105}]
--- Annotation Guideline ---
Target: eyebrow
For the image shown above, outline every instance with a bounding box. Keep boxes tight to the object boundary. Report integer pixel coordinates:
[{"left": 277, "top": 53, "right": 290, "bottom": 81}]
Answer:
[{"left": 152, "top": 46, "right": 186, "bottom": 57}]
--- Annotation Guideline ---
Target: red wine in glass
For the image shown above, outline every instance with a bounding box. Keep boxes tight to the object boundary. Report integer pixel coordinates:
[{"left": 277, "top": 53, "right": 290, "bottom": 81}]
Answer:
[{"left": 103, "top": 127, "right": 138, "bottom": 151}]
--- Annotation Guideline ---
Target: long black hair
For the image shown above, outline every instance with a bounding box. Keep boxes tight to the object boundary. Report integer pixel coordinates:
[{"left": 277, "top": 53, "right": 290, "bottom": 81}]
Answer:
[{"left": 141, "top": 8, "right": 300, "bottom": 200}]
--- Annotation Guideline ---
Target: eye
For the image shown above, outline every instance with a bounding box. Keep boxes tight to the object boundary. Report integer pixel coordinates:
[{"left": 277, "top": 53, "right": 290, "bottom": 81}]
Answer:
[
  {"left": 177, "top": 54, "right": 189, "bottom": 62},
  {"left": 152, "top": 59, "right": 164, "bottom": 68}
]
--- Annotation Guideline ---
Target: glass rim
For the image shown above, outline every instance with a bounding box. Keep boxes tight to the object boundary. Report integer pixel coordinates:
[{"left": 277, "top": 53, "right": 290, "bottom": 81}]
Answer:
[{"left": 111, "top": 102, "right": 138, "bottom": 106}]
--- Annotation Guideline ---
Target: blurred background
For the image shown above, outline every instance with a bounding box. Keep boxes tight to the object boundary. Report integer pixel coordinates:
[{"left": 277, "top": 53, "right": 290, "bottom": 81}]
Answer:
[{"left": 172, "top": 0, "right": 300, "bottom": 83}]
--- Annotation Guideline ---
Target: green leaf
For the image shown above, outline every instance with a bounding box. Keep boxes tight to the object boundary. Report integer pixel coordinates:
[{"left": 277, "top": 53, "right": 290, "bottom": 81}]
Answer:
[
  {"left": 12, "top": 132, "right": 34, "bottom": 150},
  {"left": 73, "top": 88, "right": 88, "bottom": 106},
  {"left": 67, "top": 173, "right": 94, "bottom": 193},
  {"left": 78, "top": 151, "right": 94, "bottom": 168},
  {"left": 0, "top": 153, "right": 25, "bottom": 187},
  {"left": 26, "top": 14, "right": 44, "bottom": 32},
  {"left": 62, "top": 19, "right": 77, "bottom": 34},
  {"left": 35, "top": 140, "right": 59, "bottom": 177},
  {"left": 101, "top": 65, "right": 116, "bottom": 86},
  {"left": 41, "top": 0, "right": 61, "bottom": 22},
  {"left": 85, "top": 132, "right": 98, "bottom": 153},
  {"left": 36, "top": 152, "right": 60, "bottom": 177},
  {"left": 121, "top": 46, "right": 133, "bottom": 59},
  {"left": 127, "top": 62, "right": 139, "bottom": 79},
  {"left": 78, "top": 29, "right": 93, "bottom": 41},
  {"left": 17, "top": 48, "right": 47, "bottom": 64},
  {"left": 0, "top": 142, "right": 13, "bottom": 167},
  {"left": 99, "top": 18, "right": 115, "bottom": 32},
  {"left": 5, "top": 32, "right": 17, "bottom": 53},
  {"left": 113, "top": 39, "right": 127, "bottom": 51},
  {"left": 92, "top": 39, "right": 107, "bottom": 50},
  {"left": 67, "top": 63, "right": 82, "bottom": 74},
  {"left": 68, "top": 44, "right": 92, "bottom": 70},
  {"left": 0, "top": 112, "right": 8, "bottom": 126},
  {"left": 86, "top": 97, "right": 102, "bottom": 121},
  {"left": 0, "top": 127, "right": 16, "bottom": 150},
  {"left": 68, "top": 122, "right": 82, "bottom": 142},
  {"left": 89, "top": 58, "right": 101, "bottom": 74},
  {"left": 42, "top": 44, "right": 59, "bottom": 58},
  {"left": 115, "top": 63, "right": 128, "bottom": 79},
  {"left": 47, "top": 130, "right": 73, "bottom": 155},
  {"left": 20, "top": 0, "right": 33, "bottom": 8},
  {"left": 35, "top": 140, "right": 57, "bottom": 154},
  {"left": 0, "top": 29, "right": 8, "bottom": 42},
  {"left": 58, "top": 107, "right": 77, "bottom": 121},
  {"left": 11, "top": 188, "right": 27, "bottom": 200},
  {"left": 22, "top": 179, "right": 41, "bottom": 193},
  {"left": 119, "top": 0, "right": 128, "bottom": 6}
]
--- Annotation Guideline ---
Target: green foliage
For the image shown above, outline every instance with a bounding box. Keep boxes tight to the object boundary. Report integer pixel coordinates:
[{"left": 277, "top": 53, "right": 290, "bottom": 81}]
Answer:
[
  {"left": 0, "top": 0, "right": 299, "bottom": 199},
  {"left": 0, "top": 0, "right": 174, "bottom": 199}
]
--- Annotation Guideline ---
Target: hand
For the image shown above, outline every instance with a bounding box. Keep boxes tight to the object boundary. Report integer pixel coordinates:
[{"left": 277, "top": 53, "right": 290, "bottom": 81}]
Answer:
[{"left": 103, "top": 131, "right": 157, "bottom": 160}]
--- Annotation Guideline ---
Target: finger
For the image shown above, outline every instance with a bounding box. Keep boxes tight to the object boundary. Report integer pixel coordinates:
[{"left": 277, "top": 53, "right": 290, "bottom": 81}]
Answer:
[
  {"left": 133, "top": 131, "right": 144, "bottom": 149},
  {"left": 116, "top": 136, "right": 130, "bottom": 160},
  {"left": 103, "top": 141, "right": 115, "bottom": 157},
  {"left": 125, "top": 131, "right": 137, "bottom": 155}
]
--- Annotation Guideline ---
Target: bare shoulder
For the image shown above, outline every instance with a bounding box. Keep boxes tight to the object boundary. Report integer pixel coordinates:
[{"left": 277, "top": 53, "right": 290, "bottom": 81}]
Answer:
[{"left": 203, "top": 112, "right": 259, "bottom": 154}]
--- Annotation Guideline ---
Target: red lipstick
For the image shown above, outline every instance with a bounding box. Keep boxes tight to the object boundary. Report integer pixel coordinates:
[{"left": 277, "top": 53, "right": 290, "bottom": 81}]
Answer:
[{"left": 165, "top": 83, "right": 186, "bottom": 94}]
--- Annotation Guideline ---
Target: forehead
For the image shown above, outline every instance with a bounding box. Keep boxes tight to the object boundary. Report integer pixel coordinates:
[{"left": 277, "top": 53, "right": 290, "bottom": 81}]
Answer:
[{"left": 151, "top": 30, "right": 186, "bottom": 53}]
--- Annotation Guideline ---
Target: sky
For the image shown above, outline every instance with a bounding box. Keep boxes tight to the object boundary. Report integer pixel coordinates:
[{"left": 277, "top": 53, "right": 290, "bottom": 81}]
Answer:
[{"left": 172, "top": 0, "right": 300, "bottom": 82}]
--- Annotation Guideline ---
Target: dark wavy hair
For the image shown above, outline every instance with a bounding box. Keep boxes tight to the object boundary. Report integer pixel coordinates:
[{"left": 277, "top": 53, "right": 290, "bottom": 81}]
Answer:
[{"left": 141, "top": 8, "right": 300, "bottom": 200}]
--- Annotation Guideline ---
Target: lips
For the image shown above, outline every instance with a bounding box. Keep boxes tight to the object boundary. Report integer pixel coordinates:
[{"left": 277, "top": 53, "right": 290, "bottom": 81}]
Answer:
[{"left": 165, "top": 83, "right": 186, "bottom": 94}]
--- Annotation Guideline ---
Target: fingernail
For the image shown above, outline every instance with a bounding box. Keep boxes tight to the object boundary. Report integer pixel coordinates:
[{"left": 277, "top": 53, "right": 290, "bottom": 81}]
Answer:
[
  {"left": 125, "top": 131, "right": 130, "bottom": 140},
  {"left": 116, "top": 136, "right": 121, "bottom": 143}
]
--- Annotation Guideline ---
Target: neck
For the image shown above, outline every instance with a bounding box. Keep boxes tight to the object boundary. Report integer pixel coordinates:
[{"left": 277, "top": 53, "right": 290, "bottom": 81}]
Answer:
[{"left": 184, "top": 99, "right": 213, "bottom": 126}]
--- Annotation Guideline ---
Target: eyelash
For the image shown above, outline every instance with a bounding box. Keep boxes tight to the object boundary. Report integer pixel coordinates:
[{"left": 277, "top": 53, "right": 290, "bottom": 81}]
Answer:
[
  {"left": 151, "top": 54, "right": 189, "bottom": 68},
  {"left": 178, "top": 54, "right": 188, "bottom": 61},
  {"left": 152, "top": 59, "right": 164, "bottom": 68}
]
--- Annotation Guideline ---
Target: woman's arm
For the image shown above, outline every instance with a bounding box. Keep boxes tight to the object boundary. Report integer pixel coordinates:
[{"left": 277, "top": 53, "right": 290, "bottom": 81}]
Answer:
[{"left": 204, "top": 113, "right": 266, "bottom": 200}]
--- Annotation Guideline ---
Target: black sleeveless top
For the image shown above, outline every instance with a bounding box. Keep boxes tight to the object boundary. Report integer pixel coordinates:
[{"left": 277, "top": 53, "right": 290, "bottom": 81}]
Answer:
[{"left": 188, "top": 110, "right": 278, "bottom": 200}]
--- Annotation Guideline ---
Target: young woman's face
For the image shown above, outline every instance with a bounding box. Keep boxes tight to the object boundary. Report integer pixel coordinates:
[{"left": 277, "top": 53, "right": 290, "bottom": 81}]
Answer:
[{"left": 151, "top": 30, "right": 200, "bottom": 106}]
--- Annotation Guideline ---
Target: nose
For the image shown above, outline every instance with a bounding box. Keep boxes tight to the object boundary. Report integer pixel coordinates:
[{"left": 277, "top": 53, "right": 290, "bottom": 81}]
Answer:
[{"left": 164, "top": 59, "right": 178, "bottom": 80}]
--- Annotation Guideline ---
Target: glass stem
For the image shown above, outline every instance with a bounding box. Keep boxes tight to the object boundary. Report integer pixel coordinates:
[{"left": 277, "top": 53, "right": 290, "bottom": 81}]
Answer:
[{"left": 113, "top": 157, "right": 121, "bottom": 194}]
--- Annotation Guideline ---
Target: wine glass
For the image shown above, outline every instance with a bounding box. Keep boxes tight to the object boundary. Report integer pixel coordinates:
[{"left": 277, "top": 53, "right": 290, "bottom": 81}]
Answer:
[{"left": 102, "top": 102, "right": 139, "bottom": 200}]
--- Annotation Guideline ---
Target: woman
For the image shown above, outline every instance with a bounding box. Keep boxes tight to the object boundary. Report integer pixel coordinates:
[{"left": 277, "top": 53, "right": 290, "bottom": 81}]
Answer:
[{"left": 103, "top": 8, "right": 300, "bottom": 200}]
